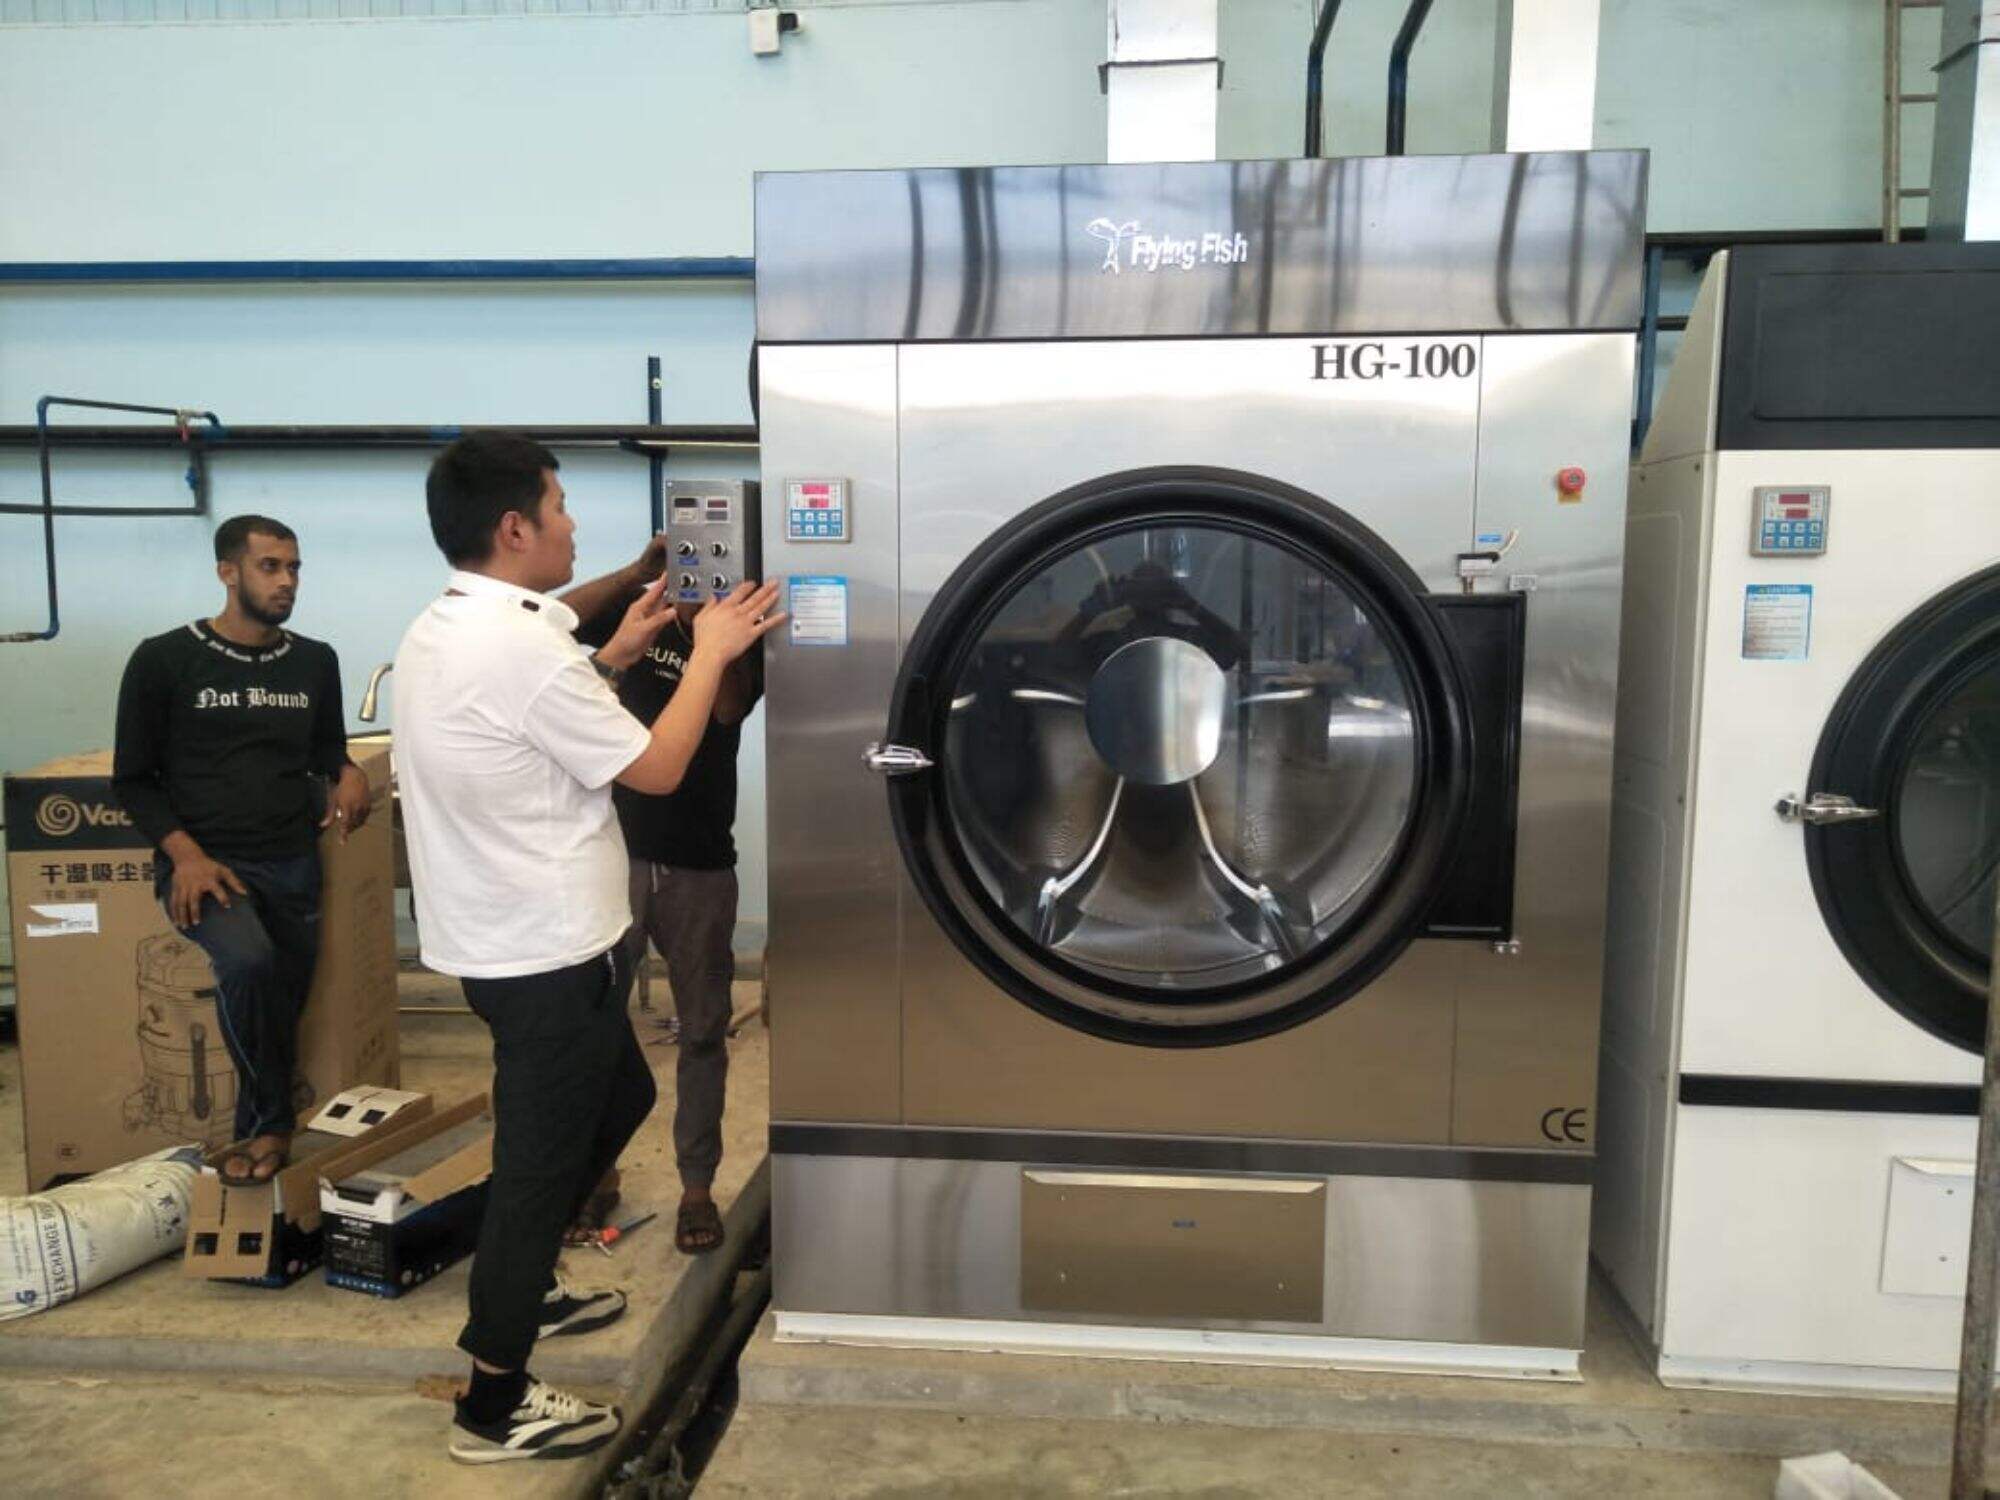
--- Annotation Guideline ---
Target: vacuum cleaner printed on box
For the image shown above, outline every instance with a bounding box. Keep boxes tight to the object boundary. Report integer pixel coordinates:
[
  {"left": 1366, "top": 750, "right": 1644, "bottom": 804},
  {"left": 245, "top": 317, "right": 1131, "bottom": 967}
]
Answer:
[{"left": 1, "top": 745, "right": 402, "bottom": 1192}]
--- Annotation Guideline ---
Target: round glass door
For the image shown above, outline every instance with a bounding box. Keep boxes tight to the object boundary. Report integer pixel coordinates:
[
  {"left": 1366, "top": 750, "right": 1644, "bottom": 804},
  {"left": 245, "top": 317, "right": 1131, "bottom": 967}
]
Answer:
[
  {"left": 884, "top": 468, "right": 1476, "bottom": 1046},
  {"left": 1807, "top": 564, "right": 2000, "bottom": 1053},
  {"left": 941, "top": 522, "right": 1418, "bottom": 991},
  {"left": 1895, "top": 652, "right": 2000, "bottom": 967}
]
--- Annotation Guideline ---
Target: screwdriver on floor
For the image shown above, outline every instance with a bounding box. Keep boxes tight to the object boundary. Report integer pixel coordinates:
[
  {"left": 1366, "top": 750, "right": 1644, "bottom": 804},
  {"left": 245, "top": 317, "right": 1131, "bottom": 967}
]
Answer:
[{"left": 591, "top": 1212, "right": 659, "bottom": 1256}]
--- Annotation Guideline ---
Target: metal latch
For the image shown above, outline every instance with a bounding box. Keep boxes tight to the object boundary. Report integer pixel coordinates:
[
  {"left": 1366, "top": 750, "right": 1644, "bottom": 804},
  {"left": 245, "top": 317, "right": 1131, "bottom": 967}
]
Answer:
[
  {"left": 1456, "top": 529, "right": 1520, "bottom": 594},
  {"left": 1775, "top": 792, "right": 1881, "bottom": 826},
  {"left": 863, "top": 743, "right": 934, "bottom": 776}
]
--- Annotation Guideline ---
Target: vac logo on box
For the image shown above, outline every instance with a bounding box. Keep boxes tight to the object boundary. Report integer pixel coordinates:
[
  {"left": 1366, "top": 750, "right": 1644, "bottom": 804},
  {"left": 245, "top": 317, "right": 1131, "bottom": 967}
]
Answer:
[
  {"left": 4, "top": 777, "right": 148, "bottom": 853},
  {"left": 1086, "top": 218, "right": 1250, "bottom": 274},
  {"left": 35, "top": 793, "right": 131, "bottom": 840}
]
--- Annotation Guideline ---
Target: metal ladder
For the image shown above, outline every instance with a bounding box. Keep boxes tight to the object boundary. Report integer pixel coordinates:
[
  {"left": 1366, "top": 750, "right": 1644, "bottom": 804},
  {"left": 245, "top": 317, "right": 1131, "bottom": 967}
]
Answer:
[{"left": 1884, "top": 0, "right": 1944, "bottom": 241}]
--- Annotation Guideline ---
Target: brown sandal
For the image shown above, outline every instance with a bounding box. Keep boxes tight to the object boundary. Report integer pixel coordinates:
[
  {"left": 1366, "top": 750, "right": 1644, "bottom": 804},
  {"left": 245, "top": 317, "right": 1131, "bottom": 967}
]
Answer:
[
  {"left": 674, "top": 1200, "right": 724, "bottom": 1255},
  {"left": 563, "top": 1169, "right": 622, "bottom": 1247},
  {"left": 219, "top": 1145, "right": 287, "bottom": 1185}
]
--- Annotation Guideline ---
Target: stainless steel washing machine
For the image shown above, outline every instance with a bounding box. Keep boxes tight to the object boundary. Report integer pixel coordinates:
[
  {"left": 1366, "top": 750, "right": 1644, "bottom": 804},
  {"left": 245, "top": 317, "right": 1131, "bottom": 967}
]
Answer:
[{"left": 756, "top": 152, "right": 1647, "bottom": 1374}]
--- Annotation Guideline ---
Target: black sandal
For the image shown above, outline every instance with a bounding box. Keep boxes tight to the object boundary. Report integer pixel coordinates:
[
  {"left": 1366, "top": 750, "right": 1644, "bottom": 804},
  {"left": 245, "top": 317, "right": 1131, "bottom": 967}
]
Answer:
[{"left": 674, "top": 1200, "right": 724, "bottom": 1255}]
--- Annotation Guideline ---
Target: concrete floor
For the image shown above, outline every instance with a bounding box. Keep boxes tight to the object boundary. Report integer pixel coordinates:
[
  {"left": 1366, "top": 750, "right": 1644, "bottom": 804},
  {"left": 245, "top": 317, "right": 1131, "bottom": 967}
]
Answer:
[
  {"left": 707, "top": 1268, "right": 1963, "bottom": 1498},
  {"left": 0, "top": 970, "right": 1977, "bottom": 1499},
  {"left": 701, "top": 1405, "right": 1938, "bottom": 1499},
  {"left": 0, "top": 974, "right": 770, "bottom": 1496}
]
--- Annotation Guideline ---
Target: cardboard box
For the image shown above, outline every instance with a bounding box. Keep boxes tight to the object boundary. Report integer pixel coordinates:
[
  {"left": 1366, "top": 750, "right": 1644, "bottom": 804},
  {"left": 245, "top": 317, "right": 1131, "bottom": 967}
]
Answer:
[
  {"left": 308, "top": 1084, "right": 429, "bottom": 1139},
  {"left": 185, "top": 1087, "right": 432, "bottom": 1287},
  {"left": 320, "top": 1093, "right": 493, "bottom": 1299},
  {"left": 3, "top": 743, "right": 401, "bottom": 1190}
]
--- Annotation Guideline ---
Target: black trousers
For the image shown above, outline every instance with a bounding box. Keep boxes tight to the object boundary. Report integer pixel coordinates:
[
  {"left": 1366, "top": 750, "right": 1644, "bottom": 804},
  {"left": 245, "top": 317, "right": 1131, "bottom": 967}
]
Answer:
[{"left": 456, "top": 941, "right": 657, "bottom": 1371}]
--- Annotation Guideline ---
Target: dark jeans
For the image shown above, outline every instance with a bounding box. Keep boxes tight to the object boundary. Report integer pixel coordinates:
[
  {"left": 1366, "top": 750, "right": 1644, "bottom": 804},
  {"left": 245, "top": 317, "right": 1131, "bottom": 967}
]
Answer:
[
  {"left": 623, "top": 862, "right": 736, "bottom": 1191},
  {"left": 457, "top": 941, "right": 658, "bottom": 1372},
  {"left": 161, "top": 851, "right": 322, "bottom": 1142}
]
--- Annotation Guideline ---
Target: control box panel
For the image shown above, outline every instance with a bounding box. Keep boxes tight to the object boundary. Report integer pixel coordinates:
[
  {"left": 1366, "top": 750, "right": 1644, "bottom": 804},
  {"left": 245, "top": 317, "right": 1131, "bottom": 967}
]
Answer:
[
  {"left": 785, "top": 477, "right": 850, "bottom": 543},
  {"left": 663, "top": 480, "right": 762, "bottom": 603},
  {"left": 1750, "top": 485, "right": 1830, "bottom": 557}
]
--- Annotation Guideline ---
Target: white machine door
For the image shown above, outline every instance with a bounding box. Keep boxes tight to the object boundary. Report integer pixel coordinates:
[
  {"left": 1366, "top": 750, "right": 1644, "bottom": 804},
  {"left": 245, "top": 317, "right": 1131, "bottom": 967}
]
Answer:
[{"left": 871, "top": 467, "right": 1525, "bottom": 1047}]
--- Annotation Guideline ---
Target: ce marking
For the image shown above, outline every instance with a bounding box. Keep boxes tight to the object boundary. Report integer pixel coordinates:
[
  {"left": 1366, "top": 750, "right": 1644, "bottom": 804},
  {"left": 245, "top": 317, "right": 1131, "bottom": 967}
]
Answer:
[{"left": 1540, "top": 1107, "right": 1588, "bottom": 1145}]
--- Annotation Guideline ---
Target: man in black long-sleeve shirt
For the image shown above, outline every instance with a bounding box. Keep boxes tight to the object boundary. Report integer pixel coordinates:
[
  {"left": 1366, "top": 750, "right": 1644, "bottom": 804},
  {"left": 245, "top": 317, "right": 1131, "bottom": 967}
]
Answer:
[{"left": 113, "top": 514, "right": 369, "bottom": 1183}]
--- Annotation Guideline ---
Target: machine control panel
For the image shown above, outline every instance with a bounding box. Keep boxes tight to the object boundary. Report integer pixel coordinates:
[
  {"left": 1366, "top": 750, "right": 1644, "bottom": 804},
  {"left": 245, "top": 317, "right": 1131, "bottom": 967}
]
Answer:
[
  {"left": 786, "top": 478, "right": 850, "bottom": 542},
  {"left": 1750, "top": 485, "right": 1829, "bottom": 557},
  {"left": 663, "top": 480, "right": 761, "bottom": 603}
]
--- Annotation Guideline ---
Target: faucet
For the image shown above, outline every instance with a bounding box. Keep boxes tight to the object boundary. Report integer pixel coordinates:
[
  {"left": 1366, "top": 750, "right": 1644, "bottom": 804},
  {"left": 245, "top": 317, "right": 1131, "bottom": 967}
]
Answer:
[{"left": 359, "top": 662, "right": 394, "bottom": 723}]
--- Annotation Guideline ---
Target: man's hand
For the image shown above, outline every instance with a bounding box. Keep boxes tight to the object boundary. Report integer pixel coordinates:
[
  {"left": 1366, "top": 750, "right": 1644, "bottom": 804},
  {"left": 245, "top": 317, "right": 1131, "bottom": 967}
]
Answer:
[
  {"left": 597, "top": 575, "right": 677, "bottom": 671},
  {"left": 322, "top": 763, "right": 373, "bottom": 843},
  {"left": 691, "top": 579, "right": 786, "bottom": 665},
  {"left": 168, "top": 847, "right": 247, "bottom": 929},
  {"left": 625, "top": 533, "right": 668, "bottom": 588}
]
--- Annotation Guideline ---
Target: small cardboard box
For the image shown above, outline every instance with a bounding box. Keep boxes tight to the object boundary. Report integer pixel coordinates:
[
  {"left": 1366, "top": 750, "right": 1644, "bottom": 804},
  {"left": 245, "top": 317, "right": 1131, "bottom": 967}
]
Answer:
[
  {"left": 3, "top": 743, "right": 401, "bottom": 1190},
  {"left": 320, "top": 1093, "right": 493, "bottom": 1299},
  {"left": 308, "top": 1084, "right": 430, "bottom": 1139},
  {"left": 185, "top": 1088, "right": 431, "bottom": 1287}
]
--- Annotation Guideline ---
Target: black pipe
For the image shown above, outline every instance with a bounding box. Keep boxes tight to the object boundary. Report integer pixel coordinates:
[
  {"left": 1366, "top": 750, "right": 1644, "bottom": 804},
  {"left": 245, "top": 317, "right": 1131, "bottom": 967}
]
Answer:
[
  {"left": 1385, "top": 0, "right": 1434, "bottom": 156},
  {"left": 0, "top": 422, "right": 757, "bottom": 451},
  {"left": 646, "top": 356, "right": 666, "bottom": 535},
  {"left": 1304, "top": 0, "right": 1347, "bottom": 157}
]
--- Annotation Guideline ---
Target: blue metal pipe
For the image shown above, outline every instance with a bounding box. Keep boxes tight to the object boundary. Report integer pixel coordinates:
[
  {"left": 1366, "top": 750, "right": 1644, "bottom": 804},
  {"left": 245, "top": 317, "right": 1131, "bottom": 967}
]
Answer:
[
  {"left": 8, "top": 396, "right": 62, "bottom": 643},
  {"left": 3, "top": 396, "right": 224, "bottom": 641},
  {"left": 1304, "top": 0, "right": 1348, "bottom": 158},
  {"left": 0, "top": 257, "right": 755, "bottom": 285},
  {"left": 1385, "top": 0, "right": 1434, "bottom": 156},
  {"left": 1632, "top": 244, "right": 1666, "bottom": 452}
]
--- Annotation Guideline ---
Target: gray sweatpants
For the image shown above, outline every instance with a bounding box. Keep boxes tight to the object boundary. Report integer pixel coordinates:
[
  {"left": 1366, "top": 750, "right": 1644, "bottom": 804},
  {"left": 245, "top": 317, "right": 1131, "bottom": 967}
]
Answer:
[{"left": 623, "top": 861, "right": 736, "bottom": 1191}]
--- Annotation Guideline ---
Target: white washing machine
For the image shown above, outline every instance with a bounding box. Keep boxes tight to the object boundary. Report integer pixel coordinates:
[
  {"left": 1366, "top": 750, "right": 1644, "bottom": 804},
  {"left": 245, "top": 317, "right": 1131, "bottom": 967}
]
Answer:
[{"left": 1597, "top": 242, "right": 2000, "bottom": 1395}]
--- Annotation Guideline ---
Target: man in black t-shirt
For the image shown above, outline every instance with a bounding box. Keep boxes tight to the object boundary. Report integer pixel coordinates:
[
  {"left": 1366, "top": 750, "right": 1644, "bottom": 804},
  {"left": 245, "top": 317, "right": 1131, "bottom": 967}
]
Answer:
[
  {"left": 571, "top": 559, "right": 759, "bottom": 1256},
  {"left": 113, "top": 515, "right": 370, "bottom": 1184}
]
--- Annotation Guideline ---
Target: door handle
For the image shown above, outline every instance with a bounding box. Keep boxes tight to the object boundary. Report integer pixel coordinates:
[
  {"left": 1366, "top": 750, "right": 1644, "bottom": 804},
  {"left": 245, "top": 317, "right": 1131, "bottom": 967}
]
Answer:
[
  {"left": 864, "top": 742, "right": 934, "bottom": 776},
  {"left": 1775, "top": 792, "right": 1881, "bottom": 826}
]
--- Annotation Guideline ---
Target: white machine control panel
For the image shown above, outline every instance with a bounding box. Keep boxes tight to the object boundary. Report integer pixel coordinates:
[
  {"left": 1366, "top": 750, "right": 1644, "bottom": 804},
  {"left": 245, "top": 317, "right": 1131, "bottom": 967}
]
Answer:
[
  {"left": 664, "top": 479, "right": 761, "bottom": 602},
  {"left": 786, "top": 477, "right": 850, "bottom": 542},
  {"left": 1750, "top": 485, "right": 1830, "bottom": 557}
]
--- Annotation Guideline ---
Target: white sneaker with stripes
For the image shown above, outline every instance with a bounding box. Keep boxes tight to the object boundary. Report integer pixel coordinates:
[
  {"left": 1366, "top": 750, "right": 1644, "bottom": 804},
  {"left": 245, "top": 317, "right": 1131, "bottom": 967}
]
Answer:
[
  {"left": 539, "top": 1275, "right": 628, "bottom": 1340},
  {"left": 448, "top": 1378, "right": 621, "bottom": 1464}
]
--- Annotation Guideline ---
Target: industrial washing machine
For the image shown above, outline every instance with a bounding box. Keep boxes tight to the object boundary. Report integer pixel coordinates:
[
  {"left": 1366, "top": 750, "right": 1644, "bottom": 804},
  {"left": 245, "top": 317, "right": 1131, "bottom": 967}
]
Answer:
[
  {"left": 1597, "top": 242, "right": 2000, "bottom": 1393},
  {"left": 757, "top": 151, "right": 1646, "bottom": 1373}
]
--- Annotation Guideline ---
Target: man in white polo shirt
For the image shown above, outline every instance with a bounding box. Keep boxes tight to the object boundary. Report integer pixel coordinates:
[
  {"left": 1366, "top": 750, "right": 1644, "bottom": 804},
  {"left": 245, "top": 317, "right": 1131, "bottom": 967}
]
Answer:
[{"left": 392, "top": 431, "right": 781, "bottom": 1465}]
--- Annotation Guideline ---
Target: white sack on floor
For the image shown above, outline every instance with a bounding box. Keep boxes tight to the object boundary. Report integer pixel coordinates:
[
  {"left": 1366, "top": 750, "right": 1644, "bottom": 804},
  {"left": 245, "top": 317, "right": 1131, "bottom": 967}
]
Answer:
[
  {"left": 1775, "top": 1452, "right": 1902, "bottom": 1500},
  {"left": 0, "top": 1145, "right": 203, "bottom": 1320}
]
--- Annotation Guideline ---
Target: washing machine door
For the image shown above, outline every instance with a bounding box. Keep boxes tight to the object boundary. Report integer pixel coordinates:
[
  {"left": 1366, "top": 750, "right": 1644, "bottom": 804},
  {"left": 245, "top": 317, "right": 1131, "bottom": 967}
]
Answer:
[
  {"left": 872, "top": 468, "right": 1519, "bottom": 1047},
  {"left": 1800, "top": 563, "right": 2000, "bottom": 1053}
]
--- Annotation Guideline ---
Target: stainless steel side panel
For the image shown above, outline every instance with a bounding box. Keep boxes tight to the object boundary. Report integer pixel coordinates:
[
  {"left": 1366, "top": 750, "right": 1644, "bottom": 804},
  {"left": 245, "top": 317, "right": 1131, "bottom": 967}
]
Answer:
[
  {"left": 1457, "top": 334, "right": 1636, "bottom": 1147},
  {"left": 759, "top": 345, "right": 904, "bottom": 1123},
  {"left": 755, "top": 154, "right": 1648, "bottom": 343},
  {"left": 773, "top": 1153, "right": 1591, "bottom": 1349}
]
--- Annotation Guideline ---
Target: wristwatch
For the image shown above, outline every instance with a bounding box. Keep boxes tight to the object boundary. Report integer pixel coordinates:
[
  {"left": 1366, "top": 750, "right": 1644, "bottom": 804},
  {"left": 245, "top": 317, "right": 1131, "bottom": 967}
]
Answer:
[{"left": 590, "top": 654, "right": 625, "bottom": 687}]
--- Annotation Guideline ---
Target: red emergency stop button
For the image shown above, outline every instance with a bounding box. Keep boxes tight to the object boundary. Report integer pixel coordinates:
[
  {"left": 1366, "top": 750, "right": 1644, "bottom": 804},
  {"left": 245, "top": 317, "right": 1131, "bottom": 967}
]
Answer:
[{"left": 1556, "top": 466, "right": 1587, "bottom": 501}]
